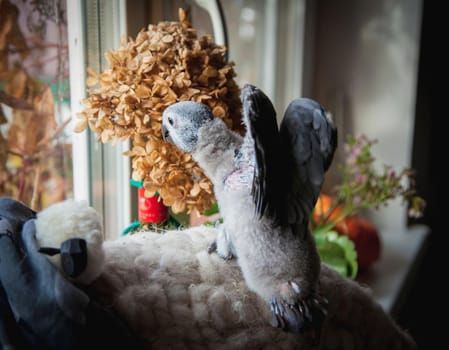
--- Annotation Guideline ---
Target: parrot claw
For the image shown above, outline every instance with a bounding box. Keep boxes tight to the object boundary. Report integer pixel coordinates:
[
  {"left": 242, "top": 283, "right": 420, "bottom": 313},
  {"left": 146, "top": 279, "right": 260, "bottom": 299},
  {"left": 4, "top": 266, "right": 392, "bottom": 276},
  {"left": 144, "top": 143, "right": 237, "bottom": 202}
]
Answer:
[
  {"left": 207, "top": 240, "right": 233, "bottom": 260},
  {"left": 207, "top": 225, "right": 235, "bottom": 260},
  {"left": 269, "top": 284, "right": 327, "bottom": 333},
  {"left": 207, "top": 240, "right": 217, "bottom": 254}
]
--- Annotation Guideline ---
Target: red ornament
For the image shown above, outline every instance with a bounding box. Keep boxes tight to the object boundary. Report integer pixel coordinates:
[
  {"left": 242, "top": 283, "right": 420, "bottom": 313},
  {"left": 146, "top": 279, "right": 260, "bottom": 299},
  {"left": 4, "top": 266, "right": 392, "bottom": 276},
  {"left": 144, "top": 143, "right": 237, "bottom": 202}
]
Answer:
[{"left": 138, "top": 188, "right": 169, "bottom": 223}]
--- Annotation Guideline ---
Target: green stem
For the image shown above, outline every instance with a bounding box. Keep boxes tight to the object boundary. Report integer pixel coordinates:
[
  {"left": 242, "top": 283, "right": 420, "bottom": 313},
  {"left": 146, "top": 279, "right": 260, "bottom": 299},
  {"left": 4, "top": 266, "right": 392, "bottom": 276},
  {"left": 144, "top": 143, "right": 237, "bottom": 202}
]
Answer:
[{"left": 312, "top": 205, "right": 355, "bottom": 234}]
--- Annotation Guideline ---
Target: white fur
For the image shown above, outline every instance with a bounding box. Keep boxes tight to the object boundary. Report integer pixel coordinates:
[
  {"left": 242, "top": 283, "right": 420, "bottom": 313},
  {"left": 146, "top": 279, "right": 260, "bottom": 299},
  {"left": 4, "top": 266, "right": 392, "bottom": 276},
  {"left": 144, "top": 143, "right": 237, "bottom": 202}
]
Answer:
[
  {"left": 90, "top": 227, "right": 416, "bottom": 349},
  {"left": 33, "top": 200, "right": 415, "bottom": 348},
  {"left": 35, "top": 199, "right": 105, "bottom": 284}
]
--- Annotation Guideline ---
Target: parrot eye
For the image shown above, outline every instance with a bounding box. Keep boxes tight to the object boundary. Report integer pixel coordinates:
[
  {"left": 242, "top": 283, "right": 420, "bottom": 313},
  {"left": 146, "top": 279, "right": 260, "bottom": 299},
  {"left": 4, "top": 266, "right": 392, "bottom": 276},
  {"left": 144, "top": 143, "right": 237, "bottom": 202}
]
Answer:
[{"left": 167, "top": 116, "right": 174, "bottom": 126}]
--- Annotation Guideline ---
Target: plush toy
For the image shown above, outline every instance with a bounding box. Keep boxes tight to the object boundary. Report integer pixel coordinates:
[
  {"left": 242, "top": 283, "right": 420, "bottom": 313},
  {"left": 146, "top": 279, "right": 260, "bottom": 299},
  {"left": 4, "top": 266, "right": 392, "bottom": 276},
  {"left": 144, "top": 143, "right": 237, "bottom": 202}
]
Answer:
[
  {"left": 0, "top": 197, "right": 144, "bottom": 349},
  {"left": 1, "top": 197, "right": 417, "bottom": 349},
  {"left": 35, "top": 199, "right": 105, "bottom": 285}
]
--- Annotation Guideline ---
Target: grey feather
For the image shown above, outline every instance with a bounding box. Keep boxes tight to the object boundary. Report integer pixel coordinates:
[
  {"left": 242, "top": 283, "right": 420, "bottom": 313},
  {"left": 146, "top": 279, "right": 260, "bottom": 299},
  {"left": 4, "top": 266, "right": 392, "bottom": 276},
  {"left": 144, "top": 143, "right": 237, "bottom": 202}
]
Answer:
[
  {"left": 240, "top": 84, "right": 284, "bottom": 224},
  {"left": 280, "top": 98, "right": 337, "bottom": 225}
]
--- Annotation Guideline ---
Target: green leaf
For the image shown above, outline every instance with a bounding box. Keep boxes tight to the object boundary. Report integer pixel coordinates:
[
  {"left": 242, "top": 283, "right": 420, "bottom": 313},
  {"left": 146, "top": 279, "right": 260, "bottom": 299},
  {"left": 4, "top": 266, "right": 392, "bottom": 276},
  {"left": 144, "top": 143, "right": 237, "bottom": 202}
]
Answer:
[
  {"left": 314, "top": 230, "right": 358, "bottom": 279},
  {"left": 202, "top": 217, "right": 223, "bottom": 227},
  {"left": 204, "top": 202, "right": 219, "bottom": 216}
]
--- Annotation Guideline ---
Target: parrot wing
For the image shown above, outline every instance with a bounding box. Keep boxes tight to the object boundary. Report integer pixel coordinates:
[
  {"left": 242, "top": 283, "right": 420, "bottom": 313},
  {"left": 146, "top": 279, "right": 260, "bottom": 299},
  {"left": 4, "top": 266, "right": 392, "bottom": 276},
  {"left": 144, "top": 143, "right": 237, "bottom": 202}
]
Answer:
[
  {"left": 279, "top": 98, "right": 337, "bottom": 226},
  {"left": 241, "top": 85, "right": 337, "bottom": 228},
  {"left": 240, "top": 84, "right": 285, "bottom": 224}
]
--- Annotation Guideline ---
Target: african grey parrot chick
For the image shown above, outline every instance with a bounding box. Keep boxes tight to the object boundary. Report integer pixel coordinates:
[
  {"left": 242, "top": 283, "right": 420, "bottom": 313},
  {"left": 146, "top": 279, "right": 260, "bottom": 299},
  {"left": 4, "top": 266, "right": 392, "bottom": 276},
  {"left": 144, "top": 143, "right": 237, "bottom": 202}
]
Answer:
[{"left": 161, "top": 84, "right": 337, "bottom": 333}]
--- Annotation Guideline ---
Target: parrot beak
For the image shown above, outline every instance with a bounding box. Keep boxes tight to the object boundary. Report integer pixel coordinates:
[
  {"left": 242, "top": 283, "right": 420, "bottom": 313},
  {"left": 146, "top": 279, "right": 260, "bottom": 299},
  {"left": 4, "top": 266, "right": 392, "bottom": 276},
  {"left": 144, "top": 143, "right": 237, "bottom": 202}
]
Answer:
[{"left": 162, "top": 123, "right": 173, "bottom": 144}]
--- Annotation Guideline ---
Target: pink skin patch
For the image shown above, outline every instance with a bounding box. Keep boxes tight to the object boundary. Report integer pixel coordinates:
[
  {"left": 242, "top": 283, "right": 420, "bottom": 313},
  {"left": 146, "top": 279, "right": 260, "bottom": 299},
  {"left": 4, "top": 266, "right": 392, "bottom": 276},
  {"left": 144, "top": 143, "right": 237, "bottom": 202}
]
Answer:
[{"left": 224, "top": 164, "right": 254, "bottom": 191}]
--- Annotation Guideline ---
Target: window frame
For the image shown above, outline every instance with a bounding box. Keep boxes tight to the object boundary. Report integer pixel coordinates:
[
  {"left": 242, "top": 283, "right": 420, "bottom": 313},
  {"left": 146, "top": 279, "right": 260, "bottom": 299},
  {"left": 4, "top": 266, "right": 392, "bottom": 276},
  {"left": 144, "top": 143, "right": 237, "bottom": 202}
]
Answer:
[{"left": 68, "top": 0, "right": 131, "bottom": 239}]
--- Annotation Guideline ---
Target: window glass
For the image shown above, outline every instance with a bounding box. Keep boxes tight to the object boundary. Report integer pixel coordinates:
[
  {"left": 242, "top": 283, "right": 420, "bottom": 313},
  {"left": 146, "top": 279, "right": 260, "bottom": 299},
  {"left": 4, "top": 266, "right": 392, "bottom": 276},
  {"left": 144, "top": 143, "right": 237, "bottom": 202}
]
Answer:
[
  {"left": 76, "top": 0, "right": 131, "bottom": 239},
  {"left": 126, "top": 0, "right": 308, "bottom": 116},
  {"left": 0, "top": 0, "right": 72, "bottom": 210}
]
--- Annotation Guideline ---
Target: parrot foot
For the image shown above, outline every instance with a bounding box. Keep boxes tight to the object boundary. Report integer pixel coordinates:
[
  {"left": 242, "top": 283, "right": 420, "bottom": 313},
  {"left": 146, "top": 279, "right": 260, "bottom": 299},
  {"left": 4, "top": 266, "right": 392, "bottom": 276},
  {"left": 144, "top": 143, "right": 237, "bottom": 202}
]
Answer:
[
  {"left": 207, "top": 224, "right": 235, "bottom": 260},
  {"left": 207, "top": 240, "right": 234, "bottom": 260},
  {"left": 269, "top": 281, "right": 327, "bottom": 333}
]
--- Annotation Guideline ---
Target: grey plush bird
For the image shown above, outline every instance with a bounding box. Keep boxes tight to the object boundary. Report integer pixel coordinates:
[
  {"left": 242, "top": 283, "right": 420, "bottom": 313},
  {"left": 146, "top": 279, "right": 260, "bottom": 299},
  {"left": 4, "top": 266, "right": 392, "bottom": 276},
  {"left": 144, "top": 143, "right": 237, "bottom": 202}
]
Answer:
[{"left": 162, "top": 84, "right": 337, "bottom": 333}]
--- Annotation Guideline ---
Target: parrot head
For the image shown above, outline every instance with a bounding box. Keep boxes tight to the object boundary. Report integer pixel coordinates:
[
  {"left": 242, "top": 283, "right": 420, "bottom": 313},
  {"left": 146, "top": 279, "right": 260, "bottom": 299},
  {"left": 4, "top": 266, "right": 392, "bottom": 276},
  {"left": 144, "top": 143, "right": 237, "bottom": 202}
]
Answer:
[{"left": 162, "top": 101, "right": 214, "bottom": 152}]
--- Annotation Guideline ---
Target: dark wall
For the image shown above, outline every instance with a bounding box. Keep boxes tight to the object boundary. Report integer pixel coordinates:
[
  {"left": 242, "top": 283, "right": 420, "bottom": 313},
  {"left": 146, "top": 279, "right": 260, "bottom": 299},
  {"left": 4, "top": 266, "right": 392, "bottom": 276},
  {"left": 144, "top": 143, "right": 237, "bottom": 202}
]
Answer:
[{"left": 398, "top": 1, "right": 446, "bottom": 348}]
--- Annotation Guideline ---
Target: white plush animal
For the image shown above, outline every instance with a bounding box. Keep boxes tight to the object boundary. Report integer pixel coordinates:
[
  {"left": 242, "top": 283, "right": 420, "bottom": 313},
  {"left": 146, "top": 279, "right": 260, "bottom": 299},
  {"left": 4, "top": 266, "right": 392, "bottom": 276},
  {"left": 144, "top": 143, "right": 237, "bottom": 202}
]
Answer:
[
  {"left": 29, "top": 200, "right": 416, "bottom": 349},
  {"left": 35, "top": 199, "right": 105, "bottom": 285},
  {"left": 91, "top": 226, "right": 416, "bottom": 349}
]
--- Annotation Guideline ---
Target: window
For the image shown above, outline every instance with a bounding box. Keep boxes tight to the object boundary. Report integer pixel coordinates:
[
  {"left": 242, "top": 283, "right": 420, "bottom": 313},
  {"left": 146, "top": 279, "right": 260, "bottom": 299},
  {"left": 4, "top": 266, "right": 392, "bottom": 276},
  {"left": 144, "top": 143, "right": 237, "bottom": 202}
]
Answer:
[
  {"left": 66, "top": 0, "right": 309, "bottom": 238},
  {"left": 68, "top": 0, "right": 130, "bottom": 239},
  {"left": 126, "top": 0, "right": 310, "bottom": 120},
  {"left": 1, "top": 0, "right": 72, "bottom": 211}
]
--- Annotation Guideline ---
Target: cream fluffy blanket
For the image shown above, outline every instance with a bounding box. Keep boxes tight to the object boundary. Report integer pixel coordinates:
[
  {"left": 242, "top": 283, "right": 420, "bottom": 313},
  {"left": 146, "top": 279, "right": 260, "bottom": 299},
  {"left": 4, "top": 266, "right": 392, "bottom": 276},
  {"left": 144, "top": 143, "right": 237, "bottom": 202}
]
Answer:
[{"left": 91, "top": 226, "right": 416, "bottom": 350}]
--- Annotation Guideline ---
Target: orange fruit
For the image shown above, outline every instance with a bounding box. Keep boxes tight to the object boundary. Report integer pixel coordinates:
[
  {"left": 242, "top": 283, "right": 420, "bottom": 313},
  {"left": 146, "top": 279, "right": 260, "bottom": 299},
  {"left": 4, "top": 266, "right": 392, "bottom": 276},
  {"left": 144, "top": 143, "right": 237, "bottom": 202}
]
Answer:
[
  {"left": 313, "top": 194, "right": 343, "bottom": 224},
  {"left": 313, "top": 194, "right": 381, "bottom": 271}
]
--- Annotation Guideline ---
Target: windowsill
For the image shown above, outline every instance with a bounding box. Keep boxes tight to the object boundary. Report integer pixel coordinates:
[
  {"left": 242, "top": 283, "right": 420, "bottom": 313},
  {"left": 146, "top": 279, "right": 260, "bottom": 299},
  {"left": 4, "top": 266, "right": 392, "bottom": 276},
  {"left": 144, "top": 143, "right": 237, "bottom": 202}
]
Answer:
[{"left": 356, "top": 224, "right": 430, "bottom": 317}]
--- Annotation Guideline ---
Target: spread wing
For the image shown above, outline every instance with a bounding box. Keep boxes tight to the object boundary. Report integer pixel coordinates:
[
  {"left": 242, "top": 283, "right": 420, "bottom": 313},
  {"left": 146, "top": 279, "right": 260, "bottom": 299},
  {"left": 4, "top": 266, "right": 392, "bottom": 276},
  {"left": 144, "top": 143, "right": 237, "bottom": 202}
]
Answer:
[
  {"left": 279, "top": 98, "right": 337, "bottom": 225},
  {"left": 241, "top": 85, "right": 337, "bottom": 227},
  {"left": 240, "top": 84, "right": 284, "bottom": 224}
]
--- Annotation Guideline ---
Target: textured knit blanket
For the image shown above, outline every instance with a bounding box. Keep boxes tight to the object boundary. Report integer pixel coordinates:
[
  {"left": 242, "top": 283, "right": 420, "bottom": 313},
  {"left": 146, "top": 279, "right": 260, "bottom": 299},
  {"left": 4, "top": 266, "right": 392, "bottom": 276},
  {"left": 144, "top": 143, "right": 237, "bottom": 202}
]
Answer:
[{"left": 90, "top": 226, "right": 416, "bottom": 350}]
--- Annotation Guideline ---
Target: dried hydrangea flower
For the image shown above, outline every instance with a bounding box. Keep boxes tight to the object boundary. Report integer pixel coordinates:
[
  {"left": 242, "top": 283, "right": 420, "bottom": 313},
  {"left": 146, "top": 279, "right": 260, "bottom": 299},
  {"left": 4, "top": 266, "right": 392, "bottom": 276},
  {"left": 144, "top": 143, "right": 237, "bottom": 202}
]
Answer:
[{"left": 75, "top": 8, "right": 243, "bottom": 215}]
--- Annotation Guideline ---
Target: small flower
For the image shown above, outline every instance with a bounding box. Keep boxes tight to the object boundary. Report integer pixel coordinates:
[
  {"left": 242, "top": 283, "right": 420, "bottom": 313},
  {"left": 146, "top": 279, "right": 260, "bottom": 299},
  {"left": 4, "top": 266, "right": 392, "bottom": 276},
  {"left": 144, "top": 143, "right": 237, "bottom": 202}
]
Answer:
[
  {"left": 311, "top": 134, "right": 426, "bottom": 231},
  {"left": 408, "top": 207, "right": 421, "bottom": 218},
  {"left": 351, "top": 196, "right": 362, "bottom": 206},
  {"left": 355, "top": 174, "right": 367, "bottom": 183}
]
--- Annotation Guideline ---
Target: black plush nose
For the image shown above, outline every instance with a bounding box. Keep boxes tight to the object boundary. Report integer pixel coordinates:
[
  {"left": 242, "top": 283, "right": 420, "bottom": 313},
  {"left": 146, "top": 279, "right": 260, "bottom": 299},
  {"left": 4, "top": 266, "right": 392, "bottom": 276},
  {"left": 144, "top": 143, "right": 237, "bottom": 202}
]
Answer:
[
  {"left": 39, "top": 238, "right": 88, "bottom": 278},
  {"left": 60, "top": 238, "right": 88, "bottom": 278}
]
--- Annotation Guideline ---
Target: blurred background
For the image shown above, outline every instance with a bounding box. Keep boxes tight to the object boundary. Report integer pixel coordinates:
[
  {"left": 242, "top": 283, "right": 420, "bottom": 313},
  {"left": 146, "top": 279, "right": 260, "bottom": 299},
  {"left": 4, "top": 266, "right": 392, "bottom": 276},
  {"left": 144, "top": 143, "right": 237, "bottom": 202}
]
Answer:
[{"left": 0, "top": 0, "right": 443, "bottom": 347}]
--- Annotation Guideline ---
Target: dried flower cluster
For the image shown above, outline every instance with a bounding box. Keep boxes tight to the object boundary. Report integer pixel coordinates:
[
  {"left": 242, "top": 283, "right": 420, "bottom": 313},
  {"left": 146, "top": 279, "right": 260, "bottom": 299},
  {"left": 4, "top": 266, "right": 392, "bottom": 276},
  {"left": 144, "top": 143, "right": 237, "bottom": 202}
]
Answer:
[{"left": 76, "top": 9, "right": 243, "bottom": 214}]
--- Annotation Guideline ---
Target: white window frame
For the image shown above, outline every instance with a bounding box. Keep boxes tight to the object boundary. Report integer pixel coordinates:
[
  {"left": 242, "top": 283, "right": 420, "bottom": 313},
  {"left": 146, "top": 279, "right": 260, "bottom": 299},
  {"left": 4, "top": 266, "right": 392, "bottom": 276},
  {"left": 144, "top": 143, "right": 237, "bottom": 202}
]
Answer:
[{"left": 67, "top": 0, "right": 131, "bottom": 239}]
